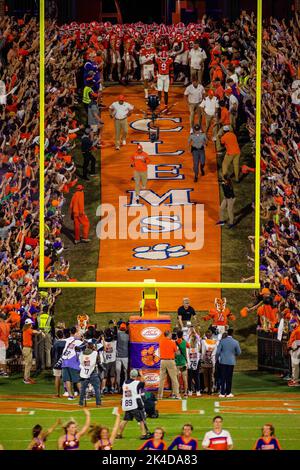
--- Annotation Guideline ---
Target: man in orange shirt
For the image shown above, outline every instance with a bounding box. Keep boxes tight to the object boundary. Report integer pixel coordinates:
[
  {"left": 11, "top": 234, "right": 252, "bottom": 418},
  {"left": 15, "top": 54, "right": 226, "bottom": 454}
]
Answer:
[
  {"left": 130, "top": 144, "right": 151, "bottom": 203},
  {"left": 69, "top": 185, "right": 90, "bottom": 244},
  {"left": 22, "top": 319, "right": 43, "bottom": 384},
  {"left": 157, "top": 330, "right": 180, "bottom": 400},
  {"left": 220, "top": 127, "right": 241, "bottom": 182},
  {"left": 0, "top": 315, "right": 10, "bottom": 377},
  {"left": 287, "top": 321, "right": 300, "bottom": 387}
]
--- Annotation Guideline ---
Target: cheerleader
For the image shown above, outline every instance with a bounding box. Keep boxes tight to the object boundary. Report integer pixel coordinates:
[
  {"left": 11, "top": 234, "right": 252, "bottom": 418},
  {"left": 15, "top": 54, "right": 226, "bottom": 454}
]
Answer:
[
  {"left": 27, "top": 419, "right": 61, "bottom": 450},
  {"left": 168, "top": 424, "right": 198, "bottom": 450},
  {"left": 58, "top": 409, "right": 90, "bottom": 450},
  {"left": 138, "top": 428, "right": 167, "bottom": 450},
  {"left": 89, "top": 409, "right": 121, "bottom": 450},
  {"left": 253, "top": 424, "right": 281, "bottom": 450}
]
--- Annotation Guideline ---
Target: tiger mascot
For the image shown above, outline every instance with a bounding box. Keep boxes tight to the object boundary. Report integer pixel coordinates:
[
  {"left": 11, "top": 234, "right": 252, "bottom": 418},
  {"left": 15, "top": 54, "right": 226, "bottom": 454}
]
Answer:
[
  {"left": 203, "top": 298, "right": 236, "bottom": 338},
  {"left": 77, "top": 314, "right": 90, "bottom": 335}
]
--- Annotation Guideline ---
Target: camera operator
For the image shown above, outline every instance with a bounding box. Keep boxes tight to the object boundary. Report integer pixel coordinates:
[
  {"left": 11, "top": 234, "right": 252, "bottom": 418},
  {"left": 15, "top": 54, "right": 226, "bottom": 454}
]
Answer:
[
  {"left": 117, "top": 369, "right": 152, "bottom": 440},
  {"left": 78, "top": 340, "right": 101, "bottom": 407}
]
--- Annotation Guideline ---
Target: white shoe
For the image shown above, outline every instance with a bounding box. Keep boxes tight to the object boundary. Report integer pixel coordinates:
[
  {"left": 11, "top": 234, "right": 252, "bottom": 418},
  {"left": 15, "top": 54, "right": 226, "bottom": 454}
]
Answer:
[
  {"left": 196, "top": 391, "right": 201, "bottom": 397},
  {"left": 74, "top": 392, "right": 79, "bottom": 397},
  {"left": 63, "top": 392, "right": 69, "bottom": 397},
  {"left": 219, "top": 394, "right": 226, "bottom": 398},
  {"left": 190, "top": 128, "right": 193, "bottom": 134},
  {"left": 226, "top": 393, "right": 234, "bottom": 398},
  {"left": 122, "top": 139, "right": 126, "bottom": 146},
  {"left": 188, "top": 391, "right": 193, "bottom": 396},
  {"left": 212, "top": 137, "right": 217, "bottom": 142}
]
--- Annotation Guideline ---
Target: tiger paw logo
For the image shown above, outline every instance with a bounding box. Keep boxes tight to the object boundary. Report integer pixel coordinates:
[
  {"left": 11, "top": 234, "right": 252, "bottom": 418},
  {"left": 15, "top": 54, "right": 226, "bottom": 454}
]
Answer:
[{"left": 141, "top": 345, "right": 160, "bottom": 367}]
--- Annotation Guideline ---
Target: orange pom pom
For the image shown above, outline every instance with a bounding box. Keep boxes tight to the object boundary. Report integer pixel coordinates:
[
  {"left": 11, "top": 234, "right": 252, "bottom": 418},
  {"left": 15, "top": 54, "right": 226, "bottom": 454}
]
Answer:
[{"left": 240, "top": 307, "right": 248, "bottom": 318}]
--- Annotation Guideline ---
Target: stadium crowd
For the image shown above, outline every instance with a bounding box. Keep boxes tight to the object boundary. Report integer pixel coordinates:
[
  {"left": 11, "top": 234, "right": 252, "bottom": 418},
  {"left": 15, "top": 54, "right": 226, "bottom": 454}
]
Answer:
[{"left": 0, "top": 11, "right": 299, "bottom": 390}]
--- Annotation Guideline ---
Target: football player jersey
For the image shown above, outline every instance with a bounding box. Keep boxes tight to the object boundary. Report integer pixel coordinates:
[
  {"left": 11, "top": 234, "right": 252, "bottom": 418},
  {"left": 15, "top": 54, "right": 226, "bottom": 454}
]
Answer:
[
  {"left": 202, "top": 430, "right": 233, "bottom": 450},
  {"left": 156, "top": 57, "right": 173, "bottom": 75},
  {"left": 140, "top": 47, "right": 156, "bottom": 64}
]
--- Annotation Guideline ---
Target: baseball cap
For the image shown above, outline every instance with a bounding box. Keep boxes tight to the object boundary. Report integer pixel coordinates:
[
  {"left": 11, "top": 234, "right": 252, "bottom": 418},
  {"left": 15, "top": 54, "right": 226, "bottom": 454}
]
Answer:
[
  {"left": 223, "top": 125, "right": 231, "bottom": 131},
  {"left": 118, "top": 95, "right": 125, "bottom": 101},
  {"left": 261, "top": 288, "right": 271, "bottom": 295},
  {"left": 76, "top": 185, "right": 84, "bottom": 191},
  {"left": 25, "top": 319, "right": 33, "bottom": 325},
  {"left": 208, "top": 89, "right": 214, "bottom": 97},
  {"left": 119, "top": 322, "right": 127, "bottom": 331},
  {"left": 130, "top": 369, "right": 139, "bottom": 378},
  {"left": 137, "top": 144, "right": 143, "bottom": 151}
]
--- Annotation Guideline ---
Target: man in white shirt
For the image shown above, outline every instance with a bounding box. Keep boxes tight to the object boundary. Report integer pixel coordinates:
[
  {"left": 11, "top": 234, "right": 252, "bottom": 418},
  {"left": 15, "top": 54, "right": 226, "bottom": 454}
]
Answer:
[
  {"left": 225, "top": 87, "right": 239, "bottom": 130},
  {"left": 78, "top": 340, "right": 101, "bottom": 406},
  {"left": 109, "top": 95, "right": 134, "bottom": 150},
  {"left": 202, "top": 416, "right": 233, "bottom": 450},
  {"left": 188, "top": 42, "right": 207, "bottom": 84},
  {"left": 184, "top": 79, "right": 205, "bottom": 130},
  {"left": 200, "top": 90, "right": 219, "bottom": 141}
]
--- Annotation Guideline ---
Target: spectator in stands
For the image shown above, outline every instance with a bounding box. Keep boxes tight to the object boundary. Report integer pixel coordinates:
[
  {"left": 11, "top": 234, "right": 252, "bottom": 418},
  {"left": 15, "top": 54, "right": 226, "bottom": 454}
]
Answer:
[
  {"left": 287, "top": 320, "right": 300, "bottom": 387},
  {"left": 0, "top": 314, "right": 10, "bottom": 377}
]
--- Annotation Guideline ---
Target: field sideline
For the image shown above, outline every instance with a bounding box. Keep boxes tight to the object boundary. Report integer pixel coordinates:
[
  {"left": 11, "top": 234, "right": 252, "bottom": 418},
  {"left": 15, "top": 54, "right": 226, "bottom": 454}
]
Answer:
[{"left": 0, "top": 372, "right": 299, "bottom": 450}]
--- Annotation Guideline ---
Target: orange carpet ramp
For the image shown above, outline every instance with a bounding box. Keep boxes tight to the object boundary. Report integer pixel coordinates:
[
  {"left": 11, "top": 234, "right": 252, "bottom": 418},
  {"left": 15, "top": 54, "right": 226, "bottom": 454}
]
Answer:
[{"left": 96, "top": 85, "right": 221, "bottom": 312}]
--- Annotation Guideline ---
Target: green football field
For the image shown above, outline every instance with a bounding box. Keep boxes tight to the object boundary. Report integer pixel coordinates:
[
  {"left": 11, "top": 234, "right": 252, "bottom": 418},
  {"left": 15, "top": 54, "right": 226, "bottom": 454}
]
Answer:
[{"left": 0, "top": 371, "right": 299, "bottom": 450}]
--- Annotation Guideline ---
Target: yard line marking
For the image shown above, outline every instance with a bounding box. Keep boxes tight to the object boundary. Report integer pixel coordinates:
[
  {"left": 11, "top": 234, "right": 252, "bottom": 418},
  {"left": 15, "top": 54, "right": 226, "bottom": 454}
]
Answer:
[
  {"left": 214, "top": 408, "right": 220, "bottom": 413},
  {"left": 16, "top": 408, "right": 22, "bottom": 412},
  {"left": 214, "top": 402, "right": 219, "bottom": 407},
  {"left": 29, "top": 411, "right": 35, "bottom": 415},
  {"left": 199, "top": 410, "right": 205, "bottom": 414},
  {"left": 182, "top": 400, "right": 187, "bottom": 411}
]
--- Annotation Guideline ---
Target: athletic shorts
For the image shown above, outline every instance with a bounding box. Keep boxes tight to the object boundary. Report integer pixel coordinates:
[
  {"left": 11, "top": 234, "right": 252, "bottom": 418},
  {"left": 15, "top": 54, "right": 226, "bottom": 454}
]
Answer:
[
  {"left": 103, "top": 361, "right": 116, "bottom": 378},
  {"left": 157, "top": 74, "right": 170, "bottom": 92},
  {"left": 62, "top": 367, "right": 80, "bottom": 383},
  {"left": 53, "top": 368, "right": 62, "bottom": 378},
  {"left": 123, "top": 409, "right": 145, "bottom": 422}
]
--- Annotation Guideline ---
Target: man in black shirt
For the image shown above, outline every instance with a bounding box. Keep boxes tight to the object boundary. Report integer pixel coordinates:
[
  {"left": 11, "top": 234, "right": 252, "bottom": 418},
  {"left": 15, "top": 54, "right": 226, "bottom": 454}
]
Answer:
[
  {"left": 81, "top": 128, "right": 96, "bottom": 180},
  {"left": 216, "top": 175, "right": 236, "bottom": 229},
  {"left": 177, "top": 298, "right": 196, "bottom": 329}
]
